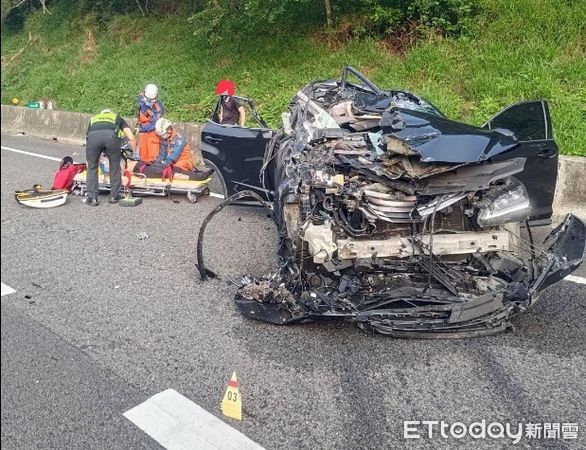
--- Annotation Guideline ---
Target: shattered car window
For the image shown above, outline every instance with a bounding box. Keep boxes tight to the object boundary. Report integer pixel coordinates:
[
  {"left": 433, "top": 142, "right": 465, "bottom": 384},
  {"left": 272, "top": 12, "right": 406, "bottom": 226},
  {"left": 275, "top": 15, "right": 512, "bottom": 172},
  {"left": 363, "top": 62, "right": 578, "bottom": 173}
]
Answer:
[{"left": 197, "top": 67, "right": 584, "bottom": 338}]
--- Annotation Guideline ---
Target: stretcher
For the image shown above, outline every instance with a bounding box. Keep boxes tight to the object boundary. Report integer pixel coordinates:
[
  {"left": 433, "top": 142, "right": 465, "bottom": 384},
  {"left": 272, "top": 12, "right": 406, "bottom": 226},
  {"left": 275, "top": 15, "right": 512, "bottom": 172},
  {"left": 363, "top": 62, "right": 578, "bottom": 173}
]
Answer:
[{"left": 71, "top": 163, "right": 213, "bottom": 203}]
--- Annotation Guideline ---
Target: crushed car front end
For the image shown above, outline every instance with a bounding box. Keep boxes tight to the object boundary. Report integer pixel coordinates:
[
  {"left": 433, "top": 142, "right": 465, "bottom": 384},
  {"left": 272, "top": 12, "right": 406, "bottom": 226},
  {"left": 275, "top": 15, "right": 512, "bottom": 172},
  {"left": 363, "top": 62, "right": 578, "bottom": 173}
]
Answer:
[{"left": 202, "top": 67, "right": 585, "bottom": 338}]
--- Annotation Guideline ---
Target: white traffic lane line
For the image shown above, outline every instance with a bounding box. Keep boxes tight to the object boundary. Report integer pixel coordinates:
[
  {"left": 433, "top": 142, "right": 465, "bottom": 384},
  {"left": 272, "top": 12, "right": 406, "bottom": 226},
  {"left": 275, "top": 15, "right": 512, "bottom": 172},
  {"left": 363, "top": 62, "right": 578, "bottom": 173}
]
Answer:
[
  {"left": 565, "top": 275, "right": 586, "bottom": 285},
  {"left": 1, "top": 145, "right": 225, "bottom": 198},
  {"left": 1, "top": 282, "right": 16, "bottom": 297},
  {"left": 124, "top": 389, "right": 264, "bottom": 450},
  {"left": 1, "top": 145, "right": 62, "bottom": 162}
]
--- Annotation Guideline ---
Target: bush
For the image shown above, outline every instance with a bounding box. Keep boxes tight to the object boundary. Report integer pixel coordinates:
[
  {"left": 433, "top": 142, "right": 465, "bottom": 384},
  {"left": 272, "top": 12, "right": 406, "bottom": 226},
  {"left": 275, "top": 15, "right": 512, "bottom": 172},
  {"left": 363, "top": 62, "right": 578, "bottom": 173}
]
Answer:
[
  {"left": 189, "top": 0, "right": 477, "bottom": 45},
  {"left": 189, "top": 0, "right": 325, "bottom": 45}
]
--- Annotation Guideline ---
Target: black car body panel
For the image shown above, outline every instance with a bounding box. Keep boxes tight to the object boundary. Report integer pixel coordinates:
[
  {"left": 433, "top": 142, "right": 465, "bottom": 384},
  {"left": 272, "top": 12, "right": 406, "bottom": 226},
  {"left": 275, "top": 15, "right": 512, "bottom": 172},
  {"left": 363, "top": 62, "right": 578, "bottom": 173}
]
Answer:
[
  {"left": 202, "top": 120, "right": 274, "bottom": 196},
  {"left": 201, "top": 96, "right": 274, "bottom": 198},
  {"left": 485, "top": 101, "right": 559, "bottom": 222},
  {"left": 197, "top": 67, "right": 583, "bottom": 338},
  {"left": 385, "top": 108, "right": 520, "bottom": 163}
]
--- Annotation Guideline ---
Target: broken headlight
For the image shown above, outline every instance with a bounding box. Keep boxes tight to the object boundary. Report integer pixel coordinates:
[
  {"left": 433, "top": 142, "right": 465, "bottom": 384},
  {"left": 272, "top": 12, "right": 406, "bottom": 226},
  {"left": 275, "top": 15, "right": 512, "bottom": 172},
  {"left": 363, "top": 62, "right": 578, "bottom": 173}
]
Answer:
[{"left": 477, "top": 179, "right": 531, "bottom": 227}]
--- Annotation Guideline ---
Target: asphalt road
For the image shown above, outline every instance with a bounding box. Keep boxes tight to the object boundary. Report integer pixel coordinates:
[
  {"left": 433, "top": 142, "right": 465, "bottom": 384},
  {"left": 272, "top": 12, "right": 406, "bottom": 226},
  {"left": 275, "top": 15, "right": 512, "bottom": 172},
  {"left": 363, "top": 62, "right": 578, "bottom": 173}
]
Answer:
[{"left": 1, "top": 133, "right": 585, "bottom": 449}]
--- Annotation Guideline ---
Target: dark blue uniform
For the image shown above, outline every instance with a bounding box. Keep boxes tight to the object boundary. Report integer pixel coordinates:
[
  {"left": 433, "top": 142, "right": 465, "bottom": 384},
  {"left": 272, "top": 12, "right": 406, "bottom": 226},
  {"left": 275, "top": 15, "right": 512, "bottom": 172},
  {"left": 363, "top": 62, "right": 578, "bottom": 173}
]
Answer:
[{"left": 85, "top": 111, "right": 128, "bottom": 204}]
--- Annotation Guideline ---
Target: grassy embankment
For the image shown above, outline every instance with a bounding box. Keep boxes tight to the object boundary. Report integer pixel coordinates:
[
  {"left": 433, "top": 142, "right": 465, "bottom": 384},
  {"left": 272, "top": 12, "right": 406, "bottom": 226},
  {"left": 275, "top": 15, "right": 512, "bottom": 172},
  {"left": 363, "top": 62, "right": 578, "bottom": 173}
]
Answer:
[{"left": 1, "top": 0, "right": 584, "bottom": 155}]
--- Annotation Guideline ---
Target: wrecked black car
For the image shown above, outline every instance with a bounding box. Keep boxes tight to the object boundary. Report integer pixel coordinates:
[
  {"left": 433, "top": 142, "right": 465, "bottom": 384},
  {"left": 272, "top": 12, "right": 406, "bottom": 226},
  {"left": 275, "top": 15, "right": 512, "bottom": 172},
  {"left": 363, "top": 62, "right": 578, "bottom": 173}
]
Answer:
[{"left": 198, "top": 67, "right": 585, "bottom": 338}]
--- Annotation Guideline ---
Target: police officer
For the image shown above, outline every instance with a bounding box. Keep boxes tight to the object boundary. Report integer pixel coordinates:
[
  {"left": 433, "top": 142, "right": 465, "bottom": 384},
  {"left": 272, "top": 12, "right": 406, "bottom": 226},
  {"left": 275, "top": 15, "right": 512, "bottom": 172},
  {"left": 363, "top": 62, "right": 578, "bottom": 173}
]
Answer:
[{"left": 85, "top": 109, "right": 137, "bottom": 206}]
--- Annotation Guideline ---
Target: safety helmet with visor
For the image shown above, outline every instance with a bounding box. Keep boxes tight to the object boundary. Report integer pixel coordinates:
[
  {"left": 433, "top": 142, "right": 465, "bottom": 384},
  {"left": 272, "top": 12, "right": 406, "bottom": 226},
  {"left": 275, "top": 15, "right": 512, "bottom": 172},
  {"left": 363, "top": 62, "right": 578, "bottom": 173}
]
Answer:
[{"left": 155, "top": 117, "right": 172, "bottom": 138}]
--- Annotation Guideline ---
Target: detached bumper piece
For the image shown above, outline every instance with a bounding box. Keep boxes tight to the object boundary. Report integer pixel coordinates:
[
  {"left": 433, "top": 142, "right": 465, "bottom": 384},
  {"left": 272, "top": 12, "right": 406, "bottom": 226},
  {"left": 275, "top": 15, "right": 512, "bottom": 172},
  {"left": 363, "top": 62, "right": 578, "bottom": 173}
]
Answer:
[{"left": 355, "top": 293, "right": 513, "bottom": 338}]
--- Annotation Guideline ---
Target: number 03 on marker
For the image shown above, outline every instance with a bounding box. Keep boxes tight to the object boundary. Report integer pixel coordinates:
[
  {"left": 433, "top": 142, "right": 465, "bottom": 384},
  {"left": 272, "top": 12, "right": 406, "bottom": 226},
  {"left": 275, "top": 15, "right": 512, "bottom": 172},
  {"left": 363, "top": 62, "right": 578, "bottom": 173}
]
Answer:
[{"left": 221, "top": 371, "right": 242, "bottom": 421}]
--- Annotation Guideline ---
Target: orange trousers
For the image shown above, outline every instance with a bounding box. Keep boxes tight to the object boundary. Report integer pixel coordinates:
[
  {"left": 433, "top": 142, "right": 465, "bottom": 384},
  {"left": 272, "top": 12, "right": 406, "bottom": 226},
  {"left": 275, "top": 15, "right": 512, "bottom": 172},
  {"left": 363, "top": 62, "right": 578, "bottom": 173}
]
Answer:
[{"left": 138, "top": 131, "right": 160, "bottom": 163}]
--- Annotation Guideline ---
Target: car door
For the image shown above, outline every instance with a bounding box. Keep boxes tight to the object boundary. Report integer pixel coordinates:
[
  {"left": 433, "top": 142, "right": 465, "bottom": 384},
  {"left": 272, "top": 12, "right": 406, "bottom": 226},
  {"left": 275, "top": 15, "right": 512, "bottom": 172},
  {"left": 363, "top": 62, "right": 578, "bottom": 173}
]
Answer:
[
  {"left": 483, "top": 100, "right": 558, "bottom": 224},
  {"left": 201, "top": 97, "right": 275, "bottom": 199}
]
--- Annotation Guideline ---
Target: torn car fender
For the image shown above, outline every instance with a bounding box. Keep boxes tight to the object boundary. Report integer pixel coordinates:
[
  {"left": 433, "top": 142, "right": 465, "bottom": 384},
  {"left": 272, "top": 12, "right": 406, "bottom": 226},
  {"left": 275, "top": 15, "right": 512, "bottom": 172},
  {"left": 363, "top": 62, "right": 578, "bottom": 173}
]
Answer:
[{"left": 530, "top": 214, "right": 585, "bottom": 296}]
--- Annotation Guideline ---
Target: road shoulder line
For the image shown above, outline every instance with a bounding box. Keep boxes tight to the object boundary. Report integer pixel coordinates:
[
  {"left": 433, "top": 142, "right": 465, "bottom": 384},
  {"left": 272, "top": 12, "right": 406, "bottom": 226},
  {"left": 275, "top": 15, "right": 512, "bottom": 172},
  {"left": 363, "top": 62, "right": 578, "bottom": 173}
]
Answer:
[
  {"left": 124, "top": 388, "right": 264, "bottom": 450},
  {"left": 1, "top": 282, "right": 16, "bottom": 297}
]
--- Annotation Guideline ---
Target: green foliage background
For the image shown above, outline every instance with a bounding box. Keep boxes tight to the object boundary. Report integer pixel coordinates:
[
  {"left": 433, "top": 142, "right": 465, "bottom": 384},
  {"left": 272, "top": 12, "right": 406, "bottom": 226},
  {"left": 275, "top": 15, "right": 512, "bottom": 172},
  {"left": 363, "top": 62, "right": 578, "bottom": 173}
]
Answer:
[{"left": 1, "top": 0, "right": 585, "bottom": 155}]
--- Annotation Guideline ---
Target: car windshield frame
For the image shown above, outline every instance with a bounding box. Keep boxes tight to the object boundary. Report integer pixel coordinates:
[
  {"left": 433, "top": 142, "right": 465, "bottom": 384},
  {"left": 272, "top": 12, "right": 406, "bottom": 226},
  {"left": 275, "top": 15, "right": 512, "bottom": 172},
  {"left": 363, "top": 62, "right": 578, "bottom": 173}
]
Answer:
[{"left": 210, "top": 95, "right": 270, "bottom": 129}]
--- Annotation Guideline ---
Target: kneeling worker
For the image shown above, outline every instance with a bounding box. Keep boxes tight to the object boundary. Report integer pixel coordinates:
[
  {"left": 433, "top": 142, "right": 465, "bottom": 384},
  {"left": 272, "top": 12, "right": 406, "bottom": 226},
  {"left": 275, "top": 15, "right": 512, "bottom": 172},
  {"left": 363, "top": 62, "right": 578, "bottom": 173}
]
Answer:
[
  {"left": 154, "top": 118, "right": 195, "bottom": 173},
  {"left": 85, "top": 109, "right": 137, "bottom": 206}
]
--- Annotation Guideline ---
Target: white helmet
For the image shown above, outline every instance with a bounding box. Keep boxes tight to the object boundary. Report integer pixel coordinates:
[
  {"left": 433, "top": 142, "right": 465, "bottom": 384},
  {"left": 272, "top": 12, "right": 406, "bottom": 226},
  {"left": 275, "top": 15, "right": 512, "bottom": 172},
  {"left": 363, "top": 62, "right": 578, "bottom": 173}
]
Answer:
[
  {"left": 144, "top": 84, "right": 158, "bottom": 100},
  {"left": 155, "top": 117, "right": 172, "bottom": 136}
]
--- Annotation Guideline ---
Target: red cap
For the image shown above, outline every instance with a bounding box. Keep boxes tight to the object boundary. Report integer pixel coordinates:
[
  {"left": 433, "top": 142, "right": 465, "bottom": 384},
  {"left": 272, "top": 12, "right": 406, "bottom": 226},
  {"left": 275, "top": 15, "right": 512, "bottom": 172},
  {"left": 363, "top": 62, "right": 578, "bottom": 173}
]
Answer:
[{"left": 216, "top": 79, "right": 235, "bottom": 96}]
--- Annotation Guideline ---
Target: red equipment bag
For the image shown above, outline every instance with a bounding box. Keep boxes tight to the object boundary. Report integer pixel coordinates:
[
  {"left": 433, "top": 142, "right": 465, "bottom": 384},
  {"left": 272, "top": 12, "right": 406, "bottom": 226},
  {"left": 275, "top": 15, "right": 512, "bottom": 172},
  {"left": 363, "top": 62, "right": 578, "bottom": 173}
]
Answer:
[{"left": 52, "top": 156, "right": 85, "bottom": 191}]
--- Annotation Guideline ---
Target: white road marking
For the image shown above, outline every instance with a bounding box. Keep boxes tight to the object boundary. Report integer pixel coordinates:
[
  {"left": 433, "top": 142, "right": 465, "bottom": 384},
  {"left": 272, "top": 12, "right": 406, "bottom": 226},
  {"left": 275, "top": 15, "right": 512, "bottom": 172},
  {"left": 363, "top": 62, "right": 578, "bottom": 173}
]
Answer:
[
  {"left": 565, "top": 275, "right": 586, "bottom": 285},
  {"left": 1, "top": 282, "right": 16, "bottom": 297},
  {"left": 124, "top": 389, "right": 264, "bottom": 450},
  {"left": 1, "top": 146, "right": 62, "bottom": 162},
  {"left": 1, "top": 145, "right": 225, "bottom": 198}
]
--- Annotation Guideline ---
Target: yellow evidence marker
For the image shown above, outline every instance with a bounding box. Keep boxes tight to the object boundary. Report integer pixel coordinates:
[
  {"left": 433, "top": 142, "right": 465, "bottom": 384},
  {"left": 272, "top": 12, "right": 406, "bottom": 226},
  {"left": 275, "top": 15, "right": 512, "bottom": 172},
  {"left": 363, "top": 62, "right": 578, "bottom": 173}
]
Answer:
[{"left": 221, "top": 371, "right": 242, "bottom": 421}]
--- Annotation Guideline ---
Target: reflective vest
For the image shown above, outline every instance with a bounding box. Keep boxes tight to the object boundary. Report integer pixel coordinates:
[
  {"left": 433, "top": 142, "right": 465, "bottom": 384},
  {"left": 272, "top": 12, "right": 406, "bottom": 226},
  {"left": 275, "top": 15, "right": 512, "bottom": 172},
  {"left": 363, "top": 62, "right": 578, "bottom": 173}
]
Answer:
[
  {"left": 88, "top": 111, "right": 124, "bottom": 137},
  {"left": 90, "top": 111, "right": 117, "bottom": 126}
]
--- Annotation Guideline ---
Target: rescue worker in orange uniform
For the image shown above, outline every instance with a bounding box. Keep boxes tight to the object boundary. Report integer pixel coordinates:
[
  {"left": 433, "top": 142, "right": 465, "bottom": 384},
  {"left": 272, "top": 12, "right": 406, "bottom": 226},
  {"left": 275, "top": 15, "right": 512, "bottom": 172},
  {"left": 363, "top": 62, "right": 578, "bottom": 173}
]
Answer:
[
  {"left": 154, "top": 118, "right": 195, "bottom": 173},
  {"left": 137, "top": 83, "right": 164, "bottom": 163}
]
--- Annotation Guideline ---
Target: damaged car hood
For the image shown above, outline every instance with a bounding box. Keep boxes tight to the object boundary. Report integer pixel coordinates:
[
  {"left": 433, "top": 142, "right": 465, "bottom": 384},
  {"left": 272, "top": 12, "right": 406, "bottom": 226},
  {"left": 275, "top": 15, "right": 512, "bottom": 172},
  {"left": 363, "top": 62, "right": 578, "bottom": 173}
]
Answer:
[{"left": 388, "top": 108, "right": 519, "bottom": 163}]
